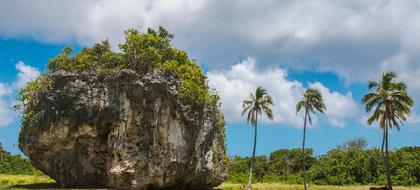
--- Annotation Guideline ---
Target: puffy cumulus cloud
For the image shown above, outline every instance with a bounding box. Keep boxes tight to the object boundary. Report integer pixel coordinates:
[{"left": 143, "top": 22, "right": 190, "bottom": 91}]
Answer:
[
  {"left": 1, "top": 1, "right": 420, "bottom": 85},
  {"left": 0, "top": 0, "right": 205, "bottom": 45},
  {"left": 207, "top": 57, "right": 304, "bottom": 126},
  {"left": 0, "top": 61, "right": 40, "bottom": 128},
  {"left": 207, "top": 57, "right": 359, "bottom": 128},
  {"left": 309, "top": 82, "right": 361, "bottom": 128},
  {"left": 1, "top": 0, "right": 420, "bottom": 124}
]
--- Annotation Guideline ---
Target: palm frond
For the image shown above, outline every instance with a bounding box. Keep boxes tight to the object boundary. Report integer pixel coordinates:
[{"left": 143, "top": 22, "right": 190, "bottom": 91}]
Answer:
[
  {"left": 241, "top": 87, "right": 274, "bottom": 126},
  {"left": 362, "top": 71, "right": 414, "bottom": 131},
  {"left": 296, "top": 87, "right": 326, "bottom": 126},
  {"left": 296, "top": 101, "right": 305, "bottom": 114},
  {"left": 368, "top": 80, "right": 379, "bottom": 90}
]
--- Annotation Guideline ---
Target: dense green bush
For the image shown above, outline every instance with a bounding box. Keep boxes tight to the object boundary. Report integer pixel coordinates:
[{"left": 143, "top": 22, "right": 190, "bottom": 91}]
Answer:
[
  {"left": 268, "top": 148, "right": 316, "bottom": 177},
  {"left": 391, "top": 147, "right": 420, "bottom": 185},
  {"left": 227, "top": 148, "right": 314, "bottom": 184},
  {"left": 0, "top": 144, "right": 42, "bottom": 175},
  {"left": 15, "top": 27, "right": 227, "bottom": 166},
  {"left": 17, "top": 27, "right": 216, "bottom": 125},
  {"left": 309, "top": 149, "right": 382, "bottom": 185},
  {"left": 227, "top": 144, "right": 419, "bottom": 186}
]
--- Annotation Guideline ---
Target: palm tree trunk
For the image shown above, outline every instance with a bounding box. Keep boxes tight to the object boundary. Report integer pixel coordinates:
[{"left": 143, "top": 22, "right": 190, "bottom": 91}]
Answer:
[
  {"left": 380, "top": 122, "right": 386, "bottom": 188},
  {"left": 301, "top": 110, "right": 308, "bottom": 190},
  {"left": 247, "top": 115, "right": 258, "bottom": 190},
  {"left": 385, "top": 123, "right": 393, "bottom": 190},
  {"left": 380, "top": 125, "right": 385, "bottom": 163}
]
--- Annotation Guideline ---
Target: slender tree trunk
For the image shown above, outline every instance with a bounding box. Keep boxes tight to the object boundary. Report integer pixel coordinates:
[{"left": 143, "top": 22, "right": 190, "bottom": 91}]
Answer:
[
  {"left": 385, "top": 123, "right": 393, "bottom": 190},
  {"left": 301, "top": 110, "right": 308, "bottom": 190},
  {"left": 247, "top": 115, "right": 258, "bottom": 190},
  {"left": 380, "top": 124, "right": 386, "bottom": 162},
  {"left": 380, "top": 122, "right": 386, "bottom": 188}
]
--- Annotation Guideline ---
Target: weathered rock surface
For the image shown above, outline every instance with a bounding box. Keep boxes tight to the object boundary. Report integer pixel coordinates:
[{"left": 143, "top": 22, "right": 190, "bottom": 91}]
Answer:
[{"left": 19, "top": 69, "right": 227, "bottom": 189}]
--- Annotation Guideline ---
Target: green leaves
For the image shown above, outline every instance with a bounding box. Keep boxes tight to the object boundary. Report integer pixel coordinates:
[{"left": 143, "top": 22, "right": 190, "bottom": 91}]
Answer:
[
  {"left": 18, "top": 27, "right": 218, "bottom": 125},
  {"left": 15, "top": 75, "right": 52, "bottom": 125},
  {"left": 362, "top": 71, "right": 414, "bottom": 129},
  {"left": 241, "top": 87, "right": 274, "bottom": 126},
  {"left": 296, "top": 88, "right": 326, "bottom": 125},
  {"left": 0, "top": 145, "right": 41, "bottom": 175},
  {"left": 227, "top": 146, "right": 420, "bottom": 186}
]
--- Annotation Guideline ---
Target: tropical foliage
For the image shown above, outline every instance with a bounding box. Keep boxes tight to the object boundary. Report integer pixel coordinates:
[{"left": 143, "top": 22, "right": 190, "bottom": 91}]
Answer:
[
  {"left": 0, "top": 144, "right": 42, "bottom": 175},
  {"left": 16, "top": 27, "right": 215, "bottom": 125},
  {"left": 11, "top": 25, "right": 418, "bottom": 189},
  {"left": 362, "top": 71, "right": 414, "bottom": 189},
  {"left": 227, "top": 139, "right": 420, "bottom": 186}
]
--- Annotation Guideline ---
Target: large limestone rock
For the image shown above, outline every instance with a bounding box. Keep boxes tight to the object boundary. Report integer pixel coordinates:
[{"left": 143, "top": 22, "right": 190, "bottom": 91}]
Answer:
[{"left": 19, "top": 69, "right": 227, "bottom": 189}]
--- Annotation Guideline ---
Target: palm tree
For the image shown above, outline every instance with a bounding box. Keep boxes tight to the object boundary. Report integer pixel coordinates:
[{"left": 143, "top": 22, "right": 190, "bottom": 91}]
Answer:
[
  {"left": 296, "top": 88, "right": 326, "bottom": 190},
  {"left": 242, "top": 87, "right": 273, "bottom": 190},
  {"left": 362, "top": 71, "right": 414, "bottom": 190}
]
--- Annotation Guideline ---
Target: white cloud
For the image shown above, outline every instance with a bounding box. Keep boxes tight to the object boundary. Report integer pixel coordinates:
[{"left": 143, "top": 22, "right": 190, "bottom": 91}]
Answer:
[
  {"left": 0, "top": 1, "right": 419, "bottom": 83},
  {"left": 1, "top": 1, "right": 420, "bottom": 95},
  {"left": 207, "top": 57, "right": 359, "bottom": 128},
  {"left": 0, "top": 61, "right": 40, "bottom": 128},
  {"left": 328, "top": 118, "right": 347, "bottom": 128},
  {"left": 15, "top": 61, "right": 41, "bottom": 88},
  {"left": 207, "top": 57, "right": 304, "bottom": 126},
  {"left": 1, "top": 0, "right": 419, "bottom": 127},
  {"left": 309, "top": 82, "right": 361, "bottom": 128}
]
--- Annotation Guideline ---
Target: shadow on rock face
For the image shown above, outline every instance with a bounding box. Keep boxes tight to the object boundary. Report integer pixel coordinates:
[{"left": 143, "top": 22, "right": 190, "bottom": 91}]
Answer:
[{"left": 18, "top": 70, "right": 228, "bottom": 189}]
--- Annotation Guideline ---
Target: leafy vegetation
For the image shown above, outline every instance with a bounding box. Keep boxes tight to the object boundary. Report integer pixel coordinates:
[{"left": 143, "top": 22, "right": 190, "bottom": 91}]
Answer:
[
  {"left": 0, "top": 140, "right": 418, "bottom": 187},
  {"left": 11, "top": 26, "right": 417, "bottom": 189},
  {"left": 0, "top": 144, "right": 42, "bottom": 175},
  {"left": 362, "top": 71, "right": 414, "bottom": 190},
  {"left": 227, "top": 138, "right": 419, "bottom": 186},
  {"left": 17, "top": 26, "right": 217, "bottom": 126},
  {"left": 14, "top": 75, "right": 52, "bottom": 126},
  {"left": 218, "top": 183, "right": 420, "bottom": 190}
]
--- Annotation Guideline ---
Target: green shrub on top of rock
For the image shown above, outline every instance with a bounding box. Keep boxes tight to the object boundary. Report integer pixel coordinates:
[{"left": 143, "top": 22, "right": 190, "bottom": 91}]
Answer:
[
  {"left": 17, "top": 26, "right": 219, "bottom": 126},
  {"left": 16, "top": 27, "right": 227, "bottom": 189}
]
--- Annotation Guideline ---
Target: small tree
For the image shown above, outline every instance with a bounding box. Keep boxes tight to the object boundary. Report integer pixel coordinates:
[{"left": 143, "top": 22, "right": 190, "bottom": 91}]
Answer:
[
  {"left": 242, "top": 87, "right": 274, "bottom": 190},
  {"left": 296, "top": 88, "right": 326, "bottom": 190},
  {"left": 362, "top": 71, "right": 414, "bottom": 190}
]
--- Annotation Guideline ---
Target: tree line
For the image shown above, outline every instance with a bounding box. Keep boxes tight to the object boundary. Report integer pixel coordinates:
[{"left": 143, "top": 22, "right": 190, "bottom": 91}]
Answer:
[
  {"left": 241, "top": 72, "right": 414, "bottom": 190},
  {"left": 0, "top": 144, "right": 42, "bottom": 175},
  {"left": 11, "top": 27, "right": 417, "bottom": 189},
  {"left": 227, "top": 139, "right": 419, "bottom": 186}
]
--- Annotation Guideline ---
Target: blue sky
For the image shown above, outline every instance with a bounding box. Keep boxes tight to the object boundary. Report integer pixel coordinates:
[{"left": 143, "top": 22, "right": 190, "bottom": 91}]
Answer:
[{"left": 0, "top": 0, "right": 419, "bottom": 157}]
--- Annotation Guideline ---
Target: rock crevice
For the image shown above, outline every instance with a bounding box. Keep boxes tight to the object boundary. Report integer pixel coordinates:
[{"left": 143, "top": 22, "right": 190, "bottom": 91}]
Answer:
[{"left": 19, "top": 69, "right": 227, "bottom": 189}]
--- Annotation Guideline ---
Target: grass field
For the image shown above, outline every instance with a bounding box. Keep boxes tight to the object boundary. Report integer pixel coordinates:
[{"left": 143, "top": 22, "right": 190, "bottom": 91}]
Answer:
[
  {"left": 0, "top": 175, "right": 419, "bottom": 189},
  {"left": 218, "top": 183, "right": 420, "bottom": 190},
  {"left": 0, "top": 174, "right": 54, "bottom": 189}
]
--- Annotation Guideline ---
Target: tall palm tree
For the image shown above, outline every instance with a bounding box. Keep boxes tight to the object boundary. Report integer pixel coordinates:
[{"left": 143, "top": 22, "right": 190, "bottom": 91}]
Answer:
[
  {"left": 296, "top": 88, "right": 326, "bottom": 190},
  {"left": 242, "top": 87, "right": 273, "bottom": 190},
  {"left": 362, "top": 71, "right": 414, "bottom": 190}
]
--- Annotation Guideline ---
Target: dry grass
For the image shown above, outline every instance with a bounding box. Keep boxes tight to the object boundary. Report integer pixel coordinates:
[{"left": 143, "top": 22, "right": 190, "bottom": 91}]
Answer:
[{"left": 218, "top": 183, "right": 420, "bottom": 190}]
